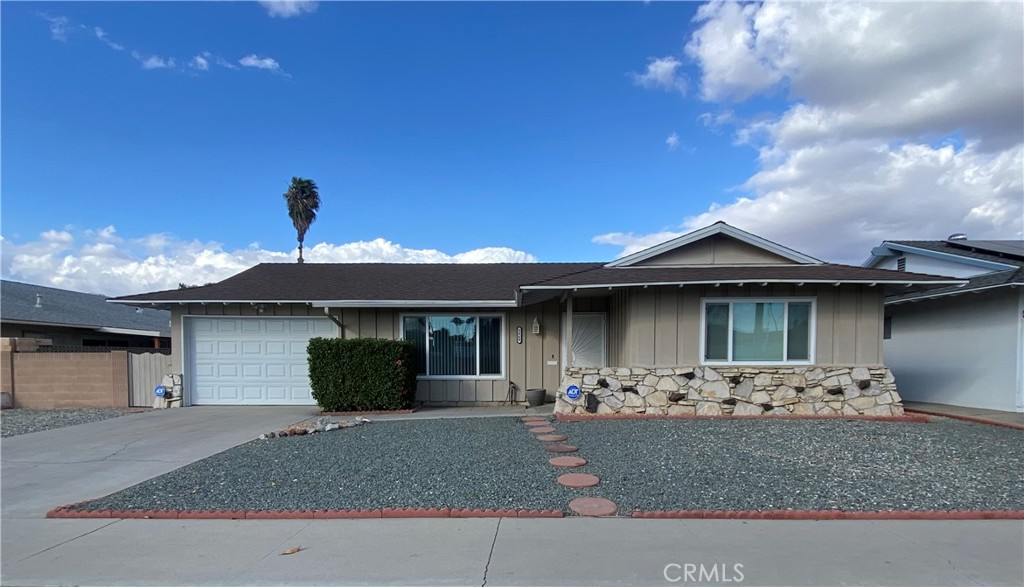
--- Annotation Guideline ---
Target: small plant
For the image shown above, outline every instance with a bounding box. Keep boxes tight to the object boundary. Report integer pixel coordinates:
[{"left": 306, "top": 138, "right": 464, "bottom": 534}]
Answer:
[{"left": 307, "top": 338, "right": 417, "bottom": 411}]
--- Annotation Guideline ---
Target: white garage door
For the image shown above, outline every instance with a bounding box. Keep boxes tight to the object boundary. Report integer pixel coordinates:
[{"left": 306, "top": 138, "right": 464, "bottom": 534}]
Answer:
[{"left": 186, "top": 317, "right": 336, "bottom": 405}]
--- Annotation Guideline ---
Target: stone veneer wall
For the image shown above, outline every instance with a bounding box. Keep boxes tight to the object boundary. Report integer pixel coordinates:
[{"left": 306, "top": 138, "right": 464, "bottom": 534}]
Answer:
[{"left": 557, "top": 366, "right": 903, "bottom": 417}]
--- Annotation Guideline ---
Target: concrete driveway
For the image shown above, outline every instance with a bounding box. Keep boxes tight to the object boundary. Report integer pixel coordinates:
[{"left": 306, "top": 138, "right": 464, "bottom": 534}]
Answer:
[{"left": 1, "top": 406, "right": 316, "bottom": 518}]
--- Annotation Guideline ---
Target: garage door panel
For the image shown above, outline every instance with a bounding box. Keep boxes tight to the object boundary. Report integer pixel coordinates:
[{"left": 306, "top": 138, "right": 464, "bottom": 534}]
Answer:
[
  {"left": 187, "top": 317, "right": 331, "bottom": 405},
  {"left": 216, "top": 321, "right": 238, "bottom": 334},
  {"left": 241, "top": 321, "right": 261, "bottom": 333}
]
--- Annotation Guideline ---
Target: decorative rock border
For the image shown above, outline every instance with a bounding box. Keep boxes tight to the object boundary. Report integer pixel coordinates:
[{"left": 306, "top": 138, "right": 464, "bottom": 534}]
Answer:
[
  {"left": 555, "top": 412, "right": 931, "bottom": 423},
  {"left": 559, "top": 365, "right": 905, "bottom": 417}
]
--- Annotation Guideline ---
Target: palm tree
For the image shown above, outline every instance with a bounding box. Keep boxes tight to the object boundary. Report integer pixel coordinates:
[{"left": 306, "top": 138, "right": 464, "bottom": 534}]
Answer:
[{"left": 283, "top": 177, "right": 321, "bottom": 263}]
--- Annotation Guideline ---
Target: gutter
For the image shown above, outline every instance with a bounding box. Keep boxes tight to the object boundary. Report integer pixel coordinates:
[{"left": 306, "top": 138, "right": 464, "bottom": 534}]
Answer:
[
  {"left": 520, "top": 279, "right": 967, "bottom": 291},
  {"left": 886, "top": 282, "right": 1024, "bottom": 305}
]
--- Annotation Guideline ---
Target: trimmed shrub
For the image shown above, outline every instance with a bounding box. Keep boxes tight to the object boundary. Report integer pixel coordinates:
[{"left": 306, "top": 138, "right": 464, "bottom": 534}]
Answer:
[{"left": 307, "top": 337, "right": 418, "bottom": 412}]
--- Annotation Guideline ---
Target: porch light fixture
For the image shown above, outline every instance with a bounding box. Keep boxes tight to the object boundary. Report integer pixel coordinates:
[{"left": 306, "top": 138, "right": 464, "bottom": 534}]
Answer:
[{"left": 532, "top": 317, "right": 541, "bottom": 335}]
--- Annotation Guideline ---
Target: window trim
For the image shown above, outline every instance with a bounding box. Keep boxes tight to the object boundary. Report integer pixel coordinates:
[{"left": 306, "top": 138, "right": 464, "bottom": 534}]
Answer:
[
  {"left": 699, "top": 297, "right": 816, "bottom": 366},
  {"left": 399, "top": 312, "right": 506, "bottom": 380}
]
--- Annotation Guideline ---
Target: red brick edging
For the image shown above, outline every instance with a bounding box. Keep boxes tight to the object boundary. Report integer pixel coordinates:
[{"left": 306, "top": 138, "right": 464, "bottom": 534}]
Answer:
[
  {"left": 555, "top": 412, "right": 931, "bottom": 423},
  {"left": 630, "top": 509, "right": 1024, "bottom": 520},
  {"left": 46, "top": 505, "right": 1021, "bottom": 521},
  {"left": 903, "top": 408, "right": 1024, "bottom": 431},
  {"left": 46, "top": 506, "right": 563, "bottom": 519}
]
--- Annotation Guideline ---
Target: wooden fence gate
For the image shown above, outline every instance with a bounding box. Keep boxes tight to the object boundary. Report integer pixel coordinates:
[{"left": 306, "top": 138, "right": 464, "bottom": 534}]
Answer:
[{"left": 129, "top": 352, "right": 172, "bottom": 407}]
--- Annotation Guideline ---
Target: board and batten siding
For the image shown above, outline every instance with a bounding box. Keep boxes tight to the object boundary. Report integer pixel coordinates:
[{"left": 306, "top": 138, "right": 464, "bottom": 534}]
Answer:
[
  {"left": 613, "top": 284, "right": 884, "bottom": 367},
  {"left": 170, "top": 301, "right": 569, "bottom": 405}
]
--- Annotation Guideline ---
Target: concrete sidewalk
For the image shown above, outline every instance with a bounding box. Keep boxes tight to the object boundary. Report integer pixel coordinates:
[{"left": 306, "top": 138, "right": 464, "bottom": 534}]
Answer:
[
  {"left": 903, "top": 401, "right": 1024, "bottom": 427},
  {"left": 2, "top": 518, "right": 1021, "bottom": 586}
]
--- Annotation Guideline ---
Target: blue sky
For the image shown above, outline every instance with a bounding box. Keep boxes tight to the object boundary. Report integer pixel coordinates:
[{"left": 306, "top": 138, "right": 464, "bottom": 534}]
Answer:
[{"left": 2, "top": 1, "right": 1021, "bottom": 295}]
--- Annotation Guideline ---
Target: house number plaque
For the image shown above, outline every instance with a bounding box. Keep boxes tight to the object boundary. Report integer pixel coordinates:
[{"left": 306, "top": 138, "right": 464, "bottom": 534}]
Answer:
[{"left": 516, "top": 326, "right": 523, "bottom": 344}]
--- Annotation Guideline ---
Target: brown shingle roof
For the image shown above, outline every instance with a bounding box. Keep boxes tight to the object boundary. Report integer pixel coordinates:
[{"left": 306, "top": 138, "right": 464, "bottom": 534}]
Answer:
[
  {"left": 111, "top": 262, "right": 962, "bottom": 305},
  {"left": 524, "top": 264, "right": 962, "bottom": 288},
  {"left": 111, "top": 263, "right": 602, "bottom": 303}
]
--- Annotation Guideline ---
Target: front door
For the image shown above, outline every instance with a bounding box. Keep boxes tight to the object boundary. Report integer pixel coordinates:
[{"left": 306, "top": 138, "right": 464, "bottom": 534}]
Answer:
[{"left": 561, "top": 313, "right": 607, "bottom": 368}]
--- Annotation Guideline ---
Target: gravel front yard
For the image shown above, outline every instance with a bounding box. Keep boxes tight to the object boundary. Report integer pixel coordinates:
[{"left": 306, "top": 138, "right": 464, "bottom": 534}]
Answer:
[
  {"left": 65, "top": 416, "right": 1023, "bottom": 514},
  {"left": 1, "top": 408, "right": 131, "bottom": 438}
]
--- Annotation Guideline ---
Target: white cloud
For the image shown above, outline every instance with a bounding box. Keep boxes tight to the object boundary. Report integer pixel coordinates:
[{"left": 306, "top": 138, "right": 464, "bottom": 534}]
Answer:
[
  {"left": 630, "top": 57, "right": 686, "bottom": 93},
  {"left": 94, "top": 27, "right": 124, "bottom": 51},
  {"left": 190, "top": 55, "right": 210, "bottom": 71},
  {"left": 665, "top": 132, "right": 680, "bottom": 151},
  {"left": 239, "top": 54, "right": 286, "bottom": 75},
  {"left": 40, "top": 14, "right": 72, "bottom": 42},
  {"left": 132, "top": 50, "right": 176, "bottom": 70},
  {"left": 605, "top": 1, "right": 1024, "bottom": 264},
  {"left": 259, "top": 1, "right": 318, "bottom": 18},
  {"left": 0, "top": 228, "right": 539, "bottom": 296}
]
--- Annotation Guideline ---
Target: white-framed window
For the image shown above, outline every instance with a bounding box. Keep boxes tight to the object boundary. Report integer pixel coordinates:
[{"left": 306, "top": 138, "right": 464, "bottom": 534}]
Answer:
[
  {"left": 400, "top": 314, "right": 504, "bottom": 379},
  {"left": 700, "top": 298, "right": 815, "bottom": 365}
]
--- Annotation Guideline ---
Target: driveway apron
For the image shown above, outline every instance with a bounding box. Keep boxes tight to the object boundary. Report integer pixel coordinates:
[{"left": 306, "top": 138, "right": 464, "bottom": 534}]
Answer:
[{"left": 1, "top": 407, "right": 316, "bottom": 518}]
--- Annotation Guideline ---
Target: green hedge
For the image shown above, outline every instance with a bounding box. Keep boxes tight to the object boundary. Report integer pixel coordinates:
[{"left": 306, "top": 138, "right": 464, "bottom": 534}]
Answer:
[{"left": 307, "top": 337, "right": 418, "bottom": 412}]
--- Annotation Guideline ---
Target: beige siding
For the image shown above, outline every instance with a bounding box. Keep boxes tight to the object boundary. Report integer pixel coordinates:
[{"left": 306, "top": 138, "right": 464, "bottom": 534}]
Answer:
[
  {"left": 615, "top": 284, "right": 885, "bottom": 367},
  {"left": 635, "top": 234, "right": 794, "bottom": 266}
]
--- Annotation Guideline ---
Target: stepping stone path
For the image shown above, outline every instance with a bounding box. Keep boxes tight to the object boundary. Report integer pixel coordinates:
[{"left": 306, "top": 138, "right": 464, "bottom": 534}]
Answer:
[
  {"left": 517, "top": 415, "right": 620, "bottom": 517},
  {"left": 569, "top": 497, "right": 618, "bottom": 517},
  {"left": 535, "top": 434, "right": 568, "bottom": 442},
  {"left": 558, "top": 473, "right": 600, "bottom": 488},
  {"left": 549, "top": 456, "right": 587, "bottom": 467}
]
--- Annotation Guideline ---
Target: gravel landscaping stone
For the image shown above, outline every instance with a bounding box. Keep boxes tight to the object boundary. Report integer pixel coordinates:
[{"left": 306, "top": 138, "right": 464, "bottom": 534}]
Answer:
[
  {"left": 70, "top": 417, "right": 582, "bottom": 512},
  {"left": 64, "top": 416, "right": 1024, "bottom": 514},
  {"left": 557, "top": 418, "right": 1024, "bottom": 513},
  {"left": 1, "top": 408, "right": 131, "bottom": 438}
]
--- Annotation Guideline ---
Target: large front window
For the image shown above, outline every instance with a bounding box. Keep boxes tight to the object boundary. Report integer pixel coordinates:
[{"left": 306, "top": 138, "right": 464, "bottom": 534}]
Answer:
[
  {"left": 702, "top": 299, "right": 813, "bottom": 364},
  {"left": 401, "top": 315, "right": 503, "bottom": 378}
]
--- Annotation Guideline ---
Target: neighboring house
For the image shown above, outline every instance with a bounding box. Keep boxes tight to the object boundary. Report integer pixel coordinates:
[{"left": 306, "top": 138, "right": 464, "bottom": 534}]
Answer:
[
  {"left": 1, "top": 280, "right": 171, "bottom": 348},
  {"left": 863, "top": 237, "right": 1024, "bottom": 413},
  {"left": 110, "top": 222, "right": 960, "bottom": 416}
]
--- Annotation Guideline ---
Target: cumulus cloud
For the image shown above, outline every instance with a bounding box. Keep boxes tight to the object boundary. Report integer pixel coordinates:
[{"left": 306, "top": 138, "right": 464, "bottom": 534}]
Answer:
[
  {"left": 259, "top": 1, "right": 318, "bottom": 18},
  {"left": 0, "top": 227, "right": 539, "bottom": 296},
  {"left": 603, "top": 1, "right": 1024, "bottom": 264},
  {"left": 239, "top": 54, "right": 286, "bottom": 75},
  {"left": 631, "top": 57, "right": 687, "bottom": 93}
]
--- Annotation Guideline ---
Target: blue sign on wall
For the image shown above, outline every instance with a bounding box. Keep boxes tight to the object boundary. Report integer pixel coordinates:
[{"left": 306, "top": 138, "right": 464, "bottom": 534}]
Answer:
[
  {"left": 566, "top": 384, "right": 581, "bottom": 400},
  {"left": 154, "top": 385, "right": 166, "bottom": 398}
]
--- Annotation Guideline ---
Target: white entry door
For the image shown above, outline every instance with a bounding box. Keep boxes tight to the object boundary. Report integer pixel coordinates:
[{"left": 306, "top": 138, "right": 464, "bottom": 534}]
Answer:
[
  {"left": 186, "top": 317, "right": 336, "bottom": 405},
  {"left": 561, "top": 313, "right": 607, "bottom": 368}
]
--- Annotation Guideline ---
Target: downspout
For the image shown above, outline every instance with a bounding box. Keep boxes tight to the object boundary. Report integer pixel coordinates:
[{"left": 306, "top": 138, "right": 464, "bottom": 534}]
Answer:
[
  {"left": 323, "top": 307, "right": 345, "bottom": 337},
  {"left": 1017, "top": 287, "right": 1023, "bottom": 412}
]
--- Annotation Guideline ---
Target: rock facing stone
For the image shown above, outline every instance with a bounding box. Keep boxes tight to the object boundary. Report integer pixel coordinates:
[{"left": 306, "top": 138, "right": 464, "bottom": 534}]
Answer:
[{"left": 557, "top": 365, "right": 901, "bottom": 417}]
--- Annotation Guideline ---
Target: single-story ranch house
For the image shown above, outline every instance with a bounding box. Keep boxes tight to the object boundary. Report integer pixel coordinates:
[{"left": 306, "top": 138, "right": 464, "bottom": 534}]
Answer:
[{"left": 111, "top": 223, "right": 962, "bottom": 416}]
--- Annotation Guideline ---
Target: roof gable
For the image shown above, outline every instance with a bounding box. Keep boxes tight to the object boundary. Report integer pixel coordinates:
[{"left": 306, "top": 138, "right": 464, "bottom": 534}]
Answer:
[{"left": 605, "top": 222, "right": 821, "bottom": 267}]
